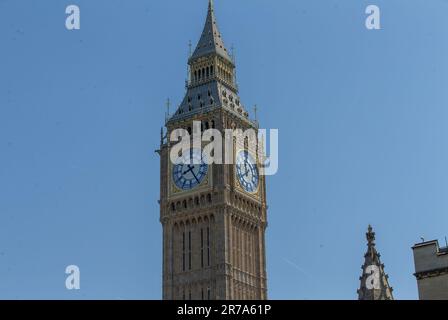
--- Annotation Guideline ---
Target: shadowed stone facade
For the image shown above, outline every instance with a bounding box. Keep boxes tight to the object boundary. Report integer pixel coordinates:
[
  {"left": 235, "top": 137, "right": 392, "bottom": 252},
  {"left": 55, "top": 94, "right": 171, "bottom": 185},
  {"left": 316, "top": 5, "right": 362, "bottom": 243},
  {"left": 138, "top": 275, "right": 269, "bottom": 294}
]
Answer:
[{"left": 157, "top": 0, "right": 268, "bottom": 300}]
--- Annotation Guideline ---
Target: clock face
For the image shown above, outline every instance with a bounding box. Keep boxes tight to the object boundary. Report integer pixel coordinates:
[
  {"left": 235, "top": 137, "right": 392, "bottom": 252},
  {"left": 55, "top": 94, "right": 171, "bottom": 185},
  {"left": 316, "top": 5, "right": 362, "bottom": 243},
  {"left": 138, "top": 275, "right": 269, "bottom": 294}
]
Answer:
[
  {"left": 236, "top": 150, "right": 259, "bottom": 193},
  {"left": 172, "top": 149, "right": 208, "bottom": 191}
]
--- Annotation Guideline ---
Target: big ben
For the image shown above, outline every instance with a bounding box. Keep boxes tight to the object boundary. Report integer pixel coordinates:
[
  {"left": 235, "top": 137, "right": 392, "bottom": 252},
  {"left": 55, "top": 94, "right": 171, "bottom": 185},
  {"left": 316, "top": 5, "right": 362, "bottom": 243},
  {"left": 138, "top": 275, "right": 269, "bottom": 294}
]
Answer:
[{"left": 158, "top": 0, "right": 268, "bottom": 300}]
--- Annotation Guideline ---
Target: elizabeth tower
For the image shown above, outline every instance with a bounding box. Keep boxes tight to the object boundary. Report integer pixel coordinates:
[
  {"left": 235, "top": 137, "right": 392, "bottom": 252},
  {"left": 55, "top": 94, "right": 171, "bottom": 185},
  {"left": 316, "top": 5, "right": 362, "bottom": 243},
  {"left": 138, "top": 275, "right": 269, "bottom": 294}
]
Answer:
[{"left": 158, "top": 0, "right": 268, "bottom": 300}]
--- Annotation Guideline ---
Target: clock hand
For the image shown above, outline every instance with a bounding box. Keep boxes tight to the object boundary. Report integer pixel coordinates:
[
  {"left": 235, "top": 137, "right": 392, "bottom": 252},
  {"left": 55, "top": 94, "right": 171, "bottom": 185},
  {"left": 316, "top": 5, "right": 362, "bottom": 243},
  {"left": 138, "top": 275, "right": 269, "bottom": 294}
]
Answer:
[
  {"left": 190, "top": 170, "right": 200, "bottom": 183},
  {"left": 183, "top": 165, "right": 195, "bottom": 175}
]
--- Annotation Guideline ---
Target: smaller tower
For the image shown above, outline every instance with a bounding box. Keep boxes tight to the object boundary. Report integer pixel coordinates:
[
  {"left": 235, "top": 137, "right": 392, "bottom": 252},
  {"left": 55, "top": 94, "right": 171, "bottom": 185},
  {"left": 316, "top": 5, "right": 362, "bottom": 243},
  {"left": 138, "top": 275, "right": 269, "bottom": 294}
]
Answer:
[{"left": 357, "top": 225, "right": 394, "bottom": 300}]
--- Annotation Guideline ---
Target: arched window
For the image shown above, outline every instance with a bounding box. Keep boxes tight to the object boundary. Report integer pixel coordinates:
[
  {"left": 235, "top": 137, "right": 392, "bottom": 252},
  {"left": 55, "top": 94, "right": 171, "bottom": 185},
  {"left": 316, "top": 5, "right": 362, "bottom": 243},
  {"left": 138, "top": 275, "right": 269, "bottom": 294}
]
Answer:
[
  {"left": 187, "top": 127, "right": 192, "bottom": 135},
  {"left": 205, "top": 122, "right": 209, "bottom": 130},
  {"left": 206, "top": 67, "right": 209, "bottom": 78},
  {"left": 210, "top": 65, "right": 214, "bottom": 75},
  {"left": 211, "top": 120, "right": 215, "bottom": 129}
]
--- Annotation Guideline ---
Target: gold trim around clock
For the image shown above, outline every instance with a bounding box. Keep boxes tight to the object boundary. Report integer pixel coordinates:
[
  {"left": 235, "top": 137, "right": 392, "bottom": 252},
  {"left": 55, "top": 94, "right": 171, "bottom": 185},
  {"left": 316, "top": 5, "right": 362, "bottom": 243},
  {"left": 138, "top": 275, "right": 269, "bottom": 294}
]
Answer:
[{"left": 168, "top": 155, "right": 212, "bottom": 198}]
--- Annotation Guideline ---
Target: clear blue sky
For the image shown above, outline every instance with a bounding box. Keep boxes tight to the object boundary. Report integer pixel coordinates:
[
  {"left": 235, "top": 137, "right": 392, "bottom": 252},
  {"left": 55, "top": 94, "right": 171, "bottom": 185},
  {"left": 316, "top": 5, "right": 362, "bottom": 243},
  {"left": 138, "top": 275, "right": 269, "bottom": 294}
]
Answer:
[{"left": 1, "top": 0, "right": 448, "bottom": 300}]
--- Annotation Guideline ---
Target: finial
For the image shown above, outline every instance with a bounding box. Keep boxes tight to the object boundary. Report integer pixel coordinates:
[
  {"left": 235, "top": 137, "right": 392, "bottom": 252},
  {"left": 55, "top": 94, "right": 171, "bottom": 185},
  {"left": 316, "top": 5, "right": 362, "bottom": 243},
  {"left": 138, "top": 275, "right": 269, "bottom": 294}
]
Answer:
[
  {"left": 208, "top": 0, "right": 214, "bottom": 12},
  {"left": 366, "top": 224, "right": 375, "bottom": 246},
  {"left": 254, "top": 104, "right": 258, "bottom": 122},
  {"left": 231, "top": 44, "right": 238, "bottom": 86},
  {"left": 165, "top": 98, "right": 171, "bottom": 122},
  {"left": 187, "top": 41, "right": 192, "bottom": 86}
]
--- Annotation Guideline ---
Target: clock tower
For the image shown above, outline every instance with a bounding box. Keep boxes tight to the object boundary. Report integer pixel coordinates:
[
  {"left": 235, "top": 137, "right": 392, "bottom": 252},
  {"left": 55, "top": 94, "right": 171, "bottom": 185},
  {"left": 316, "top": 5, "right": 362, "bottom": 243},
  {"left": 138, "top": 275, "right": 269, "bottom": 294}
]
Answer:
[{"left": 158, "top": 0, "right": 268, "bottom": 300}]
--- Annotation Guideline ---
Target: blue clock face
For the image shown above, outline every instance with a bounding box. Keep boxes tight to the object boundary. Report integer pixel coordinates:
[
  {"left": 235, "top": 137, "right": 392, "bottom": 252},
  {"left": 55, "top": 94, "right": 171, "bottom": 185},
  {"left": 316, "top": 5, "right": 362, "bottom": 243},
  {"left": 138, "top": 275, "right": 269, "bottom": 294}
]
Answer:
[
  {"left": 173, "top": 149, "right": 208, "bottom": 190},
  {"left": 236, "top": 150, "right": 259, "bottom": 193}
]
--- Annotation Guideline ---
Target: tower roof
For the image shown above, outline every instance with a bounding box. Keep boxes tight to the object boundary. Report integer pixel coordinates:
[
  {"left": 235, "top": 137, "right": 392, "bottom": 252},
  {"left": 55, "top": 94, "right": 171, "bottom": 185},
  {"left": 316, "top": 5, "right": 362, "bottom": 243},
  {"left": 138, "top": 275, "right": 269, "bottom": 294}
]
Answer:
[
  {"left": 189, "top": 0, "right": 232, "bottom": 63},
  {"left": 167, "top": 0, "right": 251, "bottom": 125},
  {"left": 357, "top": 225, "right": 394, "bottom": 300}
]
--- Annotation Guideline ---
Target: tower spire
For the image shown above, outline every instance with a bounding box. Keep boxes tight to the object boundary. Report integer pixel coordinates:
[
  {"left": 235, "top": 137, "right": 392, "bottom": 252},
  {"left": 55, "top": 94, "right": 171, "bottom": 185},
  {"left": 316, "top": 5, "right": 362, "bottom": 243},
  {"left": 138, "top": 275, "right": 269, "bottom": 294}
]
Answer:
[
  {"left": 190, "top": 0, "right": 232, "bottom": 63},
  {"left": 168, "top": 0, "right": 248, "bottom": 124},
  {"left": 357, "top": 225, "right": 394, "bottom": 300}
]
